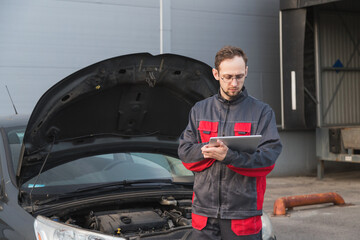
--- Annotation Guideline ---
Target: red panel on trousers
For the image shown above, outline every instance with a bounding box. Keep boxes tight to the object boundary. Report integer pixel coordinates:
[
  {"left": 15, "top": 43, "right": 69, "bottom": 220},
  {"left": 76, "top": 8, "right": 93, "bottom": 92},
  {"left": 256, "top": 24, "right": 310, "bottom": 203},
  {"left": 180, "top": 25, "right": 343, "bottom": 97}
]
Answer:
[
  {"left": 231, "top": 216, "right": 262, "bottom": 236},
  {"left": 192, "top": 213, "right": 208, "bottom": 230}
]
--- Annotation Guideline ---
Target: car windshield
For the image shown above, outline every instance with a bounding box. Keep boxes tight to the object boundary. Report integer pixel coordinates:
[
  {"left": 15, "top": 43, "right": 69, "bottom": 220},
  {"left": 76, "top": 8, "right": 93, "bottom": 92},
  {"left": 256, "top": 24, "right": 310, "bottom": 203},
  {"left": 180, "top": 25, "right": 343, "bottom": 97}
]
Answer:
[{"left": 6, "top": 127, "right": 193, "bottom": 190}]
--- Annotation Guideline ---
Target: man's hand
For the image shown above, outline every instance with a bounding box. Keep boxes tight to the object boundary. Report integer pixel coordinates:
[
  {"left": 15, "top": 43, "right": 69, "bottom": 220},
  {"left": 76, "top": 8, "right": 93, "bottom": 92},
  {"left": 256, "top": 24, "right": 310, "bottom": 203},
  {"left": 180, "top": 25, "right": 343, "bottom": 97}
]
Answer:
[{"left": 201, "top": 140, "right": 228, "bottom": 161}]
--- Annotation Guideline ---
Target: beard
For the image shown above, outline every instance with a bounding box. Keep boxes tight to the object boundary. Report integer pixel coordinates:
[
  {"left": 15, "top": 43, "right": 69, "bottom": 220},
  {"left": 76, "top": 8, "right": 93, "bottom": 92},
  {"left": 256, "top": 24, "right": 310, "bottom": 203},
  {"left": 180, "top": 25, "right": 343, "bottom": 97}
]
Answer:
[{"left": 220, "top": 85, "right": 241, "bottom": 100}]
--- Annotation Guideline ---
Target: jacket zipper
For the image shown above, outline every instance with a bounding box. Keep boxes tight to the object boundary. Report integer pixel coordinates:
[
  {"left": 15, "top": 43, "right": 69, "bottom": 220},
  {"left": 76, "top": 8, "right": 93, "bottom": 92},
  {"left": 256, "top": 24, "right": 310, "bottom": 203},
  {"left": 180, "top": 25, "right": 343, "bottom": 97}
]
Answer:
[{"left": 217, "top": 102, "right": 230, "bottom": 218}]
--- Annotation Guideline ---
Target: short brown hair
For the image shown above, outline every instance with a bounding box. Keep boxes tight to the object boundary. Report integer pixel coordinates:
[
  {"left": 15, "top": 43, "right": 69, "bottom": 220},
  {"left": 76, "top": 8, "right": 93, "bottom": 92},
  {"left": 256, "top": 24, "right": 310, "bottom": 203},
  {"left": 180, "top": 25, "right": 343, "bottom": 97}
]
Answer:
[{"left": 214, "top": 46, "right": 248, "bottom": 70}]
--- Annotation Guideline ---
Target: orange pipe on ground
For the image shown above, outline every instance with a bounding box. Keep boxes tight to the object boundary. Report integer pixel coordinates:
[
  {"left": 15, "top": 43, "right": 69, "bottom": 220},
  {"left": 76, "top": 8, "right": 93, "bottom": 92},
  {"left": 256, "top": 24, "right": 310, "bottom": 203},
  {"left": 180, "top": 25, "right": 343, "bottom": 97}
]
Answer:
[{"left": 273, "top": 192, "right": 345, "bottom": 216}]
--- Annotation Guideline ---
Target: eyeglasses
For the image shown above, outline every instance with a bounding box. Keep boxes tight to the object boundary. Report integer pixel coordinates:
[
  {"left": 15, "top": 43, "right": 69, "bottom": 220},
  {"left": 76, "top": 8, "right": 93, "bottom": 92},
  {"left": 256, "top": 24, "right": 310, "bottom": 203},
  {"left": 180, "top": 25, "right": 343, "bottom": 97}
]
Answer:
[{"left": 220, "top": 74, "right": 245, "bottom": 83}]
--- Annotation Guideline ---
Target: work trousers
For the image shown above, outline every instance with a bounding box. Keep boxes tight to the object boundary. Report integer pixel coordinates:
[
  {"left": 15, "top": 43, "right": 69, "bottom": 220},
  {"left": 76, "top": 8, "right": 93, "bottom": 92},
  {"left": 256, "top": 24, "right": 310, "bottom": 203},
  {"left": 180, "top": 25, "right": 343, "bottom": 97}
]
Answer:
[{"left": 188, "top": 217, "right": 262, "bottom": 240}]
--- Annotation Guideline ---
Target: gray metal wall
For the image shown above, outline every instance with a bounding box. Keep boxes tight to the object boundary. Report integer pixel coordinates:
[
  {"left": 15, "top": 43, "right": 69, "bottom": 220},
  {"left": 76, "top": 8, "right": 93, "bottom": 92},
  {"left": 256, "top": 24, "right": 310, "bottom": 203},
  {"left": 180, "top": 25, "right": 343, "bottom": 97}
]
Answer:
[
  {"left": 171, "top": 1, "right": 281, "bottom": 120},
  {"left": 0, "top": 0, "right": 281, "bottom": 120},
  {"left": 0, "top": 0, "right": 161, "bottom": 115},
  {"left": 0, "top": 0, "right": 318, "bottom": 176},
  {"left": 271, "top": 131, "right": 316, "bottom": 176}
]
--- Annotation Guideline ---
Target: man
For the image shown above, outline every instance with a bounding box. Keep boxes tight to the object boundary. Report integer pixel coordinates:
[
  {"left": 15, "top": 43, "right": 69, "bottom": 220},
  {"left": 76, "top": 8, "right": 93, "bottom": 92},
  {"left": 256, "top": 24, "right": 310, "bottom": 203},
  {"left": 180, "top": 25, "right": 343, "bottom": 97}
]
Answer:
[{"left": 178, "top": 46, "right": 282, "bottom": 240}]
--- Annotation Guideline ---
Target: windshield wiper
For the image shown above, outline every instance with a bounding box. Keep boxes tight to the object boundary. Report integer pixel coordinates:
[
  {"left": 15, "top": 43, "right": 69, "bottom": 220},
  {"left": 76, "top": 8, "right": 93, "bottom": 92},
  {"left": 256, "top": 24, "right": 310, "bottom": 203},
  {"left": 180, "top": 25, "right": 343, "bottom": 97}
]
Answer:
[
  {"left": 31, "top": 179, "right": 178, "bottom": 206},
  {"left": 74, "top": 178, "right": 174, "bottom": 193}
]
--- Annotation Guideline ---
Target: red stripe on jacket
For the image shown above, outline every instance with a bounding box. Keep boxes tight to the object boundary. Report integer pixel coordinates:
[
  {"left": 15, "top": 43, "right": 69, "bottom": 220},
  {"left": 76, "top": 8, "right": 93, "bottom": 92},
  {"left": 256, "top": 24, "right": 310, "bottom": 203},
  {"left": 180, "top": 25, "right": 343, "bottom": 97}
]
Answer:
[
  {"left": 182, "top": 159, "right": 216, "bottom": 172},
  {"left": 227, "top": 164, "right": 275, "bottom": 177}
]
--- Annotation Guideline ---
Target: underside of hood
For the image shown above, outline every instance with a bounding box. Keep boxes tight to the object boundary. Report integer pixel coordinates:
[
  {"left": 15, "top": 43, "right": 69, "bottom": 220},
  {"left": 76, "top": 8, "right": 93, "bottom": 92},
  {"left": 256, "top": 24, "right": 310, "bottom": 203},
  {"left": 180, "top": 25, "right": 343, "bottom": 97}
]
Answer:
[{"left": 18, "top": 53, "right": 218, "bottom": 185}]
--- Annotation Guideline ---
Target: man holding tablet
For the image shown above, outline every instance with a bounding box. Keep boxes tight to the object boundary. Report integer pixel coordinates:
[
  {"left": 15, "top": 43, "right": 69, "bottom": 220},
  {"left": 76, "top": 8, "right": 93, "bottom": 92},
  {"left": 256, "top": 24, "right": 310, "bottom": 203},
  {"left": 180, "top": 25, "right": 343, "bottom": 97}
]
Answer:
[{"left": 178, "top": 46, "right": 282, "bottom": 240}]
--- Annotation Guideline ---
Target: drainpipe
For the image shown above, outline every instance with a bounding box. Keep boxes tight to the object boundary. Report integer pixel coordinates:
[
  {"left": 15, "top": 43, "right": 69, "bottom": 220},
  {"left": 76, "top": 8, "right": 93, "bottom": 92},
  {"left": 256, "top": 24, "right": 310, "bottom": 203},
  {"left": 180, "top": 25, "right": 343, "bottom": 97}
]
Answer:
[{"left": 160, "top": 0, "right": 171, "bottom": 54}]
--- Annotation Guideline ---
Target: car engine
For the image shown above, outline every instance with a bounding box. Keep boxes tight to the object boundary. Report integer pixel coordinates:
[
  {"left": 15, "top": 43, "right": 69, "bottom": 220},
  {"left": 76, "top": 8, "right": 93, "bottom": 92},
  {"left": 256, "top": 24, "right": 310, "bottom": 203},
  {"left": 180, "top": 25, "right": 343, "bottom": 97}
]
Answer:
[
  {"left": 86, "top": 208, "right": 190, "bottom": 236},
  {"left": 49, "top": 197, "right": 193, "bottom": 239}
]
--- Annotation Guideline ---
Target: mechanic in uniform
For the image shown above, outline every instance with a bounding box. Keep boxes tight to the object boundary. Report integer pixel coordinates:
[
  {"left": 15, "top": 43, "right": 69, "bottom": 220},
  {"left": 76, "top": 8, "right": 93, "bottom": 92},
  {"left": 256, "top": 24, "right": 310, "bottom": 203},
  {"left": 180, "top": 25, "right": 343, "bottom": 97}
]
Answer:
[{"left": 178, "top": 46, "right": 282, "bottom": 240}]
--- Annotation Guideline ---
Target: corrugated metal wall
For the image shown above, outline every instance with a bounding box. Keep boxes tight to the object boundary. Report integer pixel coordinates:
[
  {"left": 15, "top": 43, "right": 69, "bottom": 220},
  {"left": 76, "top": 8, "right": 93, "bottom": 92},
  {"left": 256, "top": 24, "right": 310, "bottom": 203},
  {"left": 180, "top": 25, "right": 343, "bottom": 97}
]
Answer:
[{"left": 318, "top": 11, "right": 360, "bottom": 126}]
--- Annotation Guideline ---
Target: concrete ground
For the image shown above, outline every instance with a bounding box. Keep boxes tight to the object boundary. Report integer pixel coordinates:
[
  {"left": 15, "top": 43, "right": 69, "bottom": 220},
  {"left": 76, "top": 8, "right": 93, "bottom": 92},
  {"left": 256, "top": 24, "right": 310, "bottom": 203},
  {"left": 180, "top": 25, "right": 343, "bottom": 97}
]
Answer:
[{"left": 264, "top": 171, "right": 360, "bottom": 240}]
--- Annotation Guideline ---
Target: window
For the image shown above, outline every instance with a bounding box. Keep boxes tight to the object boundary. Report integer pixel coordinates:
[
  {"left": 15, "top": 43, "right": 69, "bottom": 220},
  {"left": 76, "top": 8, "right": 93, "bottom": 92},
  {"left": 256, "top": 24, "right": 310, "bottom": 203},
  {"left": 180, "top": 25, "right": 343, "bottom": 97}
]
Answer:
[{"left": 23, "top": 152, "right": 193, "bottom": 189}]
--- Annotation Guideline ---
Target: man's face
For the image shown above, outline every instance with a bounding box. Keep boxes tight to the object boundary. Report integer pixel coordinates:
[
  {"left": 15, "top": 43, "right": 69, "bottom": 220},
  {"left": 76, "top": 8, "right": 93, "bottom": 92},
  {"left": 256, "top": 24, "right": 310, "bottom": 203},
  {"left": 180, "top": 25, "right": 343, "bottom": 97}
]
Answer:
[{"left": 212, "top": 56, "right": 248, "bottom": 101}]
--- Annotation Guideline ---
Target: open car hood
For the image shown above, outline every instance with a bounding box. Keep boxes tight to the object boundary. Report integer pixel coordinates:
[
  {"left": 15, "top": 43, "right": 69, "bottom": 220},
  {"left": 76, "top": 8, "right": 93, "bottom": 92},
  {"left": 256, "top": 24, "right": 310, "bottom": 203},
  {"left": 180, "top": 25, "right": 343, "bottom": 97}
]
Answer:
[{"left": 17, "top": 53, "right": 218, "bottom": 185}]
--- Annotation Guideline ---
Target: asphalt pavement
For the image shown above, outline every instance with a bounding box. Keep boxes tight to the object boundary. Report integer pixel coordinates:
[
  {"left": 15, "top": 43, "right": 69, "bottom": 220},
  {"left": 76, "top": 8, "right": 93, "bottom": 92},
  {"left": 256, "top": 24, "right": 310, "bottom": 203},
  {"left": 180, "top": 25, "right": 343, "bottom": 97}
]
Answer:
[{"left": 264, "top": 171, "right": 360, "bottom": 240}]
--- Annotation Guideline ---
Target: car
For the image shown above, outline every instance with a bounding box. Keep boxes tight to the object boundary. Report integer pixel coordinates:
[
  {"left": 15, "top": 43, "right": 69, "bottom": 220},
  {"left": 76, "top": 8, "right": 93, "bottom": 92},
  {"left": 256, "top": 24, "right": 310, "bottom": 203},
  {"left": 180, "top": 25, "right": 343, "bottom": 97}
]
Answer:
[{"left": 0, "top": 53, "right": 276, "bottom": 240}]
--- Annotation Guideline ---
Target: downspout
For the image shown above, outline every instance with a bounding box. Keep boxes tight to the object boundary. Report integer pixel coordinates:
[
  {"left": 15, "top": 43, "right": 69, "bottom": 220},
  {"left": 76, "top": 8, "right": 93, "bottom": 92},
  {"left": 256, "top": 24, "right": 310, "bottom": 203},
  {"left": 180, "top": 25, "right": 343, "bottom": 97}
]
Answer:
[
  {"left": 160, "top": 0, "right": 171, "bottom": 54},
  {"left": 279, "top": 10, "right": 285, "bottom": 129},
  {"left": 160, "top": 0, "right": 164, "bottom": 54}
]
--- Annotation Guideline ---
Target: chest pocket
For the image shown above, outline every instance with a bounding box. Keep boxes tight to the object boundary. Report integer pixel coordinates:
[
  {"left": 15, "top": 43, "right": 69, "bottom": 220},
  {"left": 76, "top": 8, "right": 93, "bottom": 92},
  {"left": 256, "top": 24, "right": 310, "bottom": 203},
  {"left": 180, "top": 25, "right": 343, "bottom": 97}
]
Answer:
[
  {"left": 234, "top": 122, "right": 251, "bottom": 136},
  {"left": 198, "top": 121, "right": 218, "bottom": 143}
]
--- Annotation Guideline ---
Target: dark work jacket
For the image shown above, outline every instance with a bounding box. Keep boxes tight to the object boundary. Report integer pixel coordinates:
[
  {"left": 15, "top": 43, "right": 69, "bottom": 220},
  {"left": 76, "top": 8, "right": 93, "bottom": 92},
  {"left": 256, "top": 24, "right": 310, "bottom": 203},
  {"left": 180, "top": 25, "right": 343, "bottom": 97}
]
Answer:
[{"left": 178, "top": 87, "right": 282, "bottom": 219}]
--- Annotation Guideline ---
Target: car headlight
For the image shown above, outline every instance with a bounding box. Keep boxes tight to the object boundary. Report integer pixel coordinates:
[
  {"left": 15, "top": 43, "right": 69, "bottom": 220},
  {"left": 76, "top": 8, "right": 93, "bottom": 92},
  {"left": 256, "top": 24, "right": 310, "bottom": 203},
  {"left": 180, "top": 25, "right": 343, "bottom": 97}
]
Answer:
[
  {"left": 261, "top": 212, "right": 276, "bottom": 240},
  {"left": 34, "top": 215, "right": 126, "bottom": 240}
]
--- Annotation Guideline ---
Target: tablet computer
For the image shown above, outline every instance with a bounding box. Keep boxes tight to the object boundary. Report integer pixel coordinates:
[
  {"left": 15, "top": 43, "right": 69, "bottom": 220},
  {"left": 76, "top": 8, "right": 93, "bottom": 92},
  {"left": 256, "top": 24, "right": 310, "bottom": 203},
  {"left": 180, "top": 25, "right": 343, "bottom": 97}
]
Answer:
[{"left": 209, "top": 135, "right": 262, "bottom": 153}]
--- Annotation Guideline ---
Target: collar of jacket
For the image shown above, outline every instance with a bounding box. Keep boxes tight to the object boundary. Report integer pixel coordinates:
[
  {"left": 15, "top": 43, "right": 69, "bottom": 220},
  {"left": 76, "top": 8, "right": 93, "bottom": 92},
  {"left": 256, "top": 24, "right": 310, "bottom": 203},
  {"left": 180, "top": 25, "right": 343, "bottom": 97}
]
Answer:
[{"left": 216, "top": 86, "right": 248, "bottom": 105}]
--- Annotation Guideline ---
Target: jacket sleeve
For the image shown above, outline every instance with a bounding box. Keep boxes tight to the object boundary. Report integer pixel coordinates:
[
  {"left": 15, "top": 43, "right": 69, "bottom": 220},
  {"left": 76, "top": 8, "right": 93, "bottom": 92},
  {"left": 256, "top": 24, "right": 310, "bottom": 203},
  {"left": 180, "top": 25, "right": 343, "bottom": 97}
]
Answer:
[
  {"left": 178, "top": 107, "right": 216, "bottom": 172},
  {"left": 222, "top": 108, "right": 282, "bottom": 177}
]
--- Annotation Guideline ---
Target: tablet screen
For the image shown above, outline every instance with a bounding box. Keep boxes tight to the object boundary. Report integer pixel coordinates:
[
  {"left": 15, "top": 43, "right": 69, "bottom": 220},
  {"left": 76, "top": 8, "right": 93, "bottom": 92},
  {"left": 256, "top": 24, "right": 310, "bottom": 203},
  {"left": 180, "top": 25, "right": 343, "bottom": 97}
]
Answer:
[{"left": 209, "top": 135, "right": 262, "bottom": 153}]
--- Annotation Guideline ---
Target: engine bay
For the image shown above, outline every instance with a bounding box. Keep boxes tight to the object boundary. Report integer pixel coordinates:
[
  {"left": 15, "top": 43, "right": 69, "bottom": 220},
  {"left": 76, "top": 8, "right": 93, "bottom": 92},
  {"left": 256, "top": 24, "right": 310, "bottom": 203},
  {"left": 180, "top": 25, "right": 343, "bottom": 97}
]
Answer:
[{"left": 47, "top": 196, "right": 193, "bottom": 239}]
